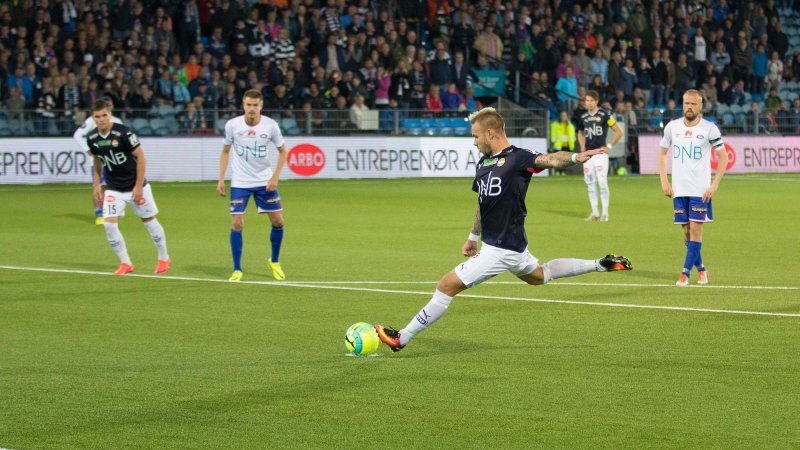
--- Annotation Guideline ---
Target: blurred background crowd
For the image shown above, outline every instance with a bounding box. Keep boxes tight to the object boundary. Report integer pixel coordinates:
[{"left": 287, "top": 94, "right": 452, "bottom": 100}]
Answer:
[{"left": 2, "top": 0, "right": 800, "bottom": 139}]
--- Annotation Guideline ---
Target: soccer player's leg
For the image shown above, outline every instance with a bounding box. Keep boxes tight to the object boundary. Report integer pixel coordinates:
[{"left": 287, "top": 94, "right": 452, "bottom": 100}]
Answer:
[
  {"left": 596, "top": 154, "right": 610, "bottom": 221},
  {"left": 377, "top": 246, "right": 504, "bottom": 351},
  {"left": 228, "top": 188, "right": 252, "bottom": 281},
  {"left": 102, "top": 190, "right": 133, "bottom": 275},
  {"left": 256, "top": 188, "right": 285, "bottom": 280},
  {"left": 673, "top": 197, "right": 692, "bottom": 286},
  {"left": 688, "top": 197, "right": 711, "bottom": 285},
  {"left": 519, "top": 251, "right": 631, "bottom": 285},
  {"left": 583, "top": 161, "right": 600, "bottom": 221},
  {"left": 132, "top": 184, "right": 170, "bottom": 274}
]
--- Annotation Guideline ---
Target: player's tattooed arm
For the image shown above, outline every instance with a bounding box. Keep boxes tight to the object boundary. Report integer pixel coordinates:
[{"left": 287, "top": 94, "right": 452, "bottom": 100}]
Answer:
[
  {"left": 534, "top": 150, "right": 601, "bottom": 168},
  {"left": 471, "top": 204, "right": 481, "bottom": 236}
]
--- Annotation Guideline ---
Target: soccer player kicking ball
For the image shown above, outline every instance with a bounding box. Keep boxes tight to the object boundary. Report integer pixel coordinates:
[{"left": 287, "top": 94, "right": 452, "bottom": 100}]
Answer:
[
  {"left": 375, "top": 107, "right": 632, "bottom": 352},
  {"left": 87, "top": 99, "right": 170, "bottom": 275},
  {"left": 217, "top": 90, "right": 288, "bottom": 282},
  {"left": 658, "top": 90, "right": 728, "bottom": 286}
]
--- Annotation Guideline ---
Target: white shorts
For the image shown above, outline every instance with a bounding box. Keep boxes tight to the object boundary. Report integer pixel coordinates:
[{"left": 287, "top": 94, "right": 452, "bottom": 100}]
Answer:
[
  {"left": 583, "top": 153, "right": 609, "bottom": 185},
  {"left": 454, "top": 243, "right": 539, "bottom": 288},
  {"left": 103, "top": 184, "right": 159, "bottom": 219}
]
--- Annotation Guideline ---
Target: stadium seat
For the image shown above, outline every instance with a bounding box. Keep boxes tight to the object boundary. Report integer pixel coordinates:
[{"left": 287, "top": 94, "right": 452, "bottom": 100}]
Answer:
[
  {"left": 132, "top": 118, "right": 149, "bottom": 132},
  {"left": 734, "top": 112, "right": 747, "bottom": 126},
  {"left": 721, "top": 112, "right": 735, "bottom": 126},
  {"left": 215, "top": 118, "right": 227, "bottom": 134},
  {"left": 407, "top": 127, "right": 422, "bottom": 135},
  {"left": 157, "top": 104, "right": 176, "bottom": 119},
  {"left": 715, "top": 104, "right": 729, "bottom": 115},
  {"left": 424, "top": 127, "right": 437, "bottom": 135},
  {"left": 438, "top": 127, "right": 453, "bottom": 135},
  {"left": 149, "top": 118, "right": 171, "bottom": 135},
  {"left": 0, "top": 119, "right": 11, "bottom": 136},
  {"left": 280, "top": 117, "right": 301, "bottom": 135},
  {"left": 454, "top": 126, "right": 470, "bottom": 136}
]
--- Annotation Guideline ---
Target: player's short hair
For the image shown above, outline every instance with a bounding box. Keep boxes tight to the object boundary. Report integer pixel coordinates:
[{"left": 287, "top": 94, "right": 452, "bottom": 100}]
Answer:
[
  {"left": 468, "top": 107, "right": 505, "bottom": 134},
  {"left": 91, "top": 98, "right": 112, "bottom": 113},
  {"left": 684, "top": 89, "right": 704, "bottom": 105},
  {"left": 243, "top": 89, "right": 263, "bottom": 102},
  {"left": 99, "top": 96, "right": 114, "bottom": 110},
  {"left": 586, "top": 90, "right": 600, "bottom": 101}
]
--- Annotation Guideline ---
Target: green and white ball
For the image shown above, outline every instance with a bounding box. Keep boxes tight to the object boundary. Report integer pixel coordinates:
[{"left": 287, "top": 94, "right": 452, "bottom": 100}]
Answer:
[{"left": 344, "top": 322, "right": 380, "bottom": 356}]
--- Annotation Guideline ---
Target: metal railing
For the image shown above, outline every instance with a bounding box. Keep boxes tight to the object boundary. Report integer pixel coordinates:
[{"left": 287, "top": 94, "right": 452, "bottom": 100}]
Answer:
[{"left": 0, "top": 105, "right": 795, "bottom": 138}]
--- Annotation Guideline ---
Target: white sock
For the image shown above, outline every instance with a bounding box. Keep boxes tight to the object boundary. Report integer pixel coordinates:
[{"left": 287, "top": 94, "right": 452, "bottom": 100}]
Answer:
[
  {"left": 104, "top": 222, "right": 132, "bottom": 265},
  {"left": 143, "top": 219, "right": 169, "bottom": 260},
  {"left": 599, "top": 179, "right": 610, "bottom": 217},
  {"left": 587, "top": 183, "right": 599, "bottom": 216},
  {"left": 399, "top": 290, "right": 453, "bottom": 346},
  {"left": 541, "top": 259, "right": 598, "bottom": 283}
]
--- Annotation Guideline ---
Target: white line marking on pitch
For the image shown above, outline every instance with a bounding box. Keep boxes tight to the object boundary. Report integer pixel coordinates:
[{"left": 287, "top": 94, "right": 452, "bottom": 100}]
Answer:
[
  {"left": 288, "top": 280, "right": 800, "bottom": 290},
  {"left": 1, "top": 265, "right": 799, "bottom": 318}
]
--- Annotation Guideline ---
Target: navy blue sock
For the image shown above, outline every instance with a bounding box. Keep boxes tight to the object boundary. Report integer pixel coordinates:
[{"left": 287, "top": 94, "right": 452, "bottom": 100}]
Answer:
[
  {"left": 683, "top": 241, "right": 701, "bottom": 275},
  {"left": 95, "top": 207, "right": 103, "bottom": 217},
  {"left": 694, "top": 241, "right": 705, "bottom": 271},
  {"left": 270, "top": 226, "right": 284, "bottom": 262},
  {"left": 230, "top": 229, "right": 243, "bottom": 271}
]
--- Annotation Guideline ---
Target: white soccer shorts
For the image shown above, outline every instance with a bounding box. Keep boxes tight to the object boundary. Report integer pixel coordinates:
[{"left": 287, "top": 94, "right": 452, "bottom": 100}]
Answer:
[
  {"left": 103, "top": 183, "right": 159, "bottom": 219},
  {"left": 583, "top": 153, "right": 609, "bottom": 185},
  {"left": 454, "top": 243, "right": 539, "bottom": 288}
]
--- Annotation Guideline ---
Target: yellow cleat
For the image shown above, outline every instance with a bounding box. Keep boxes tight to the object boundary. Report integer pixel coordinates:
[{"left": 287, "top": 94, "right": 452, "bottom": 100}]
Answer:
[
  {"left": 268, "top": 259, "right": 285, "bottom": 280},
  {"left": 228, "top": 270, "right": 243, "bottom": 282},
  {"left": 95, "top": 216, "right": 104, "bottom": 225}
]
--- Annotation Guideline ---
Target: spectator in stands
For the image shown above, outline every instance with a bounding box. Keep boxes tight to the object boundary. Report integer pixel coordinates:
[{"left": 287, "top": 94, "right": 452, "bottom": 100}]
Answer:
[
  {"left": 619, "top": 58, "right": 638, "bottom": 100},
  {"left": 574, "top": 46, "right": 592, "bottom": 87},
  {"left": 425, "top": 85, "right": 443, "bottom": 114},
  {"left": 172, "top": 73, "right": 192, "bottom": 106},
  {"left": 132, "top": 83, "right": 155, "bottom": 117},
  {"left": 429, "top": 45, "right": 453, "bottom": 88},
  {"left": 674, "top": 53, "right": 695, "bottom": 103},
  {"left": 179, "top": 102, "right": 206, "bottom": 133},
  {"left": 702, "top": 75, "right": 719, "bottom": 113},
  {"left": 440, "top": 82, "right": 462, "bottom": 112},
  {"left": 349, "top": 94, "right": 372, "bottom": 129},
  {"left": 730, "top": 80, "right": 748, "bottom": 106},
  {"left": 328, "top": 95, "right": 352, "bottom": 134},
  {"left": 731, "top": 35, "right": 753, "bottom": 86},
  {"left": 555, "top": 65, "right": 578, "bottom": 113},
  {"left": 473, "top": 24, "right": 503, "bottom": 69},
  {"left": 751, "top": 43, "right": 768, "bottom": 95},
  {"left": 765, "top": 88, "right": 783, "bottom": 111},
  {"left": 459, "top": 87, "right": 482, "bottom": 112},
  {"left": 767, "top": 50, "right": 784, "bottom": 91},
  {"left": 661, "top": 49, "right": 676, "bottom": 105}
]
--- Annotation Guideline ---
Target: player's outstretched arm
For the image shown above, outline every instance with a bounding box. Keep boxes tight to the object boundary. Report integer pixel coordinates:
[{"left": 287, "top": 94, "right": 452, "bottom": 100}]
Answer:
[
  {"left": 462, "top": 203, "right": 481, "bottom": 257},
  {"left": 534, "top": 150, "right": 601, "bottom": 169}
]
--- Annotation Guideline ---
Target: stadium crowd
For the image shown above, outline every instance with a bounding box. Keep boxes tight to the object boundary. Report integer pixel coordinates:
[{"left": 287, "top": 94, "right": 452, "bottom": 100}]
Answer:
[{"left": 1, "top": 0, "right": 800, "bottom": 136}]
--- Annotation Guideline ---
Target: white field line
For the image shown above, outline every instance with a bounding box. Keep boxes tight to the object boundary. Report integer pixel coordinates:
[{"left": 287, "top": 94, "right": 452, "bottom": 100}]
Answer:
[
  {"left": 1, "top": 265, "right": 799, "bottom": 318},
  {"left": 283, "top": 280, "right": 800, "bottom": 290}
]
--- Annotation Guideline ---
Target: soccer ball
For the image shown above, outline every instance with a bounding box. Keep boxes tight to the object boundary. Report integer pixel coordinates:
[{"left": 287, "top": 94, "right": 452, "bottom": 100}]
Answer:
[{"left": 344, "top": 322, "right": 380, "bottom": 356}]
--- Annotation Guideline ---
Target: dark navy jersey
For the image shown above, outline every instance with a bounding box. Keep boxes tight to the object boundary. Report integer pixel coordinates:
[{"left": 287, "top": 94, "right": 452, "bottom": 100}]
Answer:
[
  {"left": 87, "top": 123, "right": 145, "bottom": 192},
  {"left": 579, "top": 108, "right": 616, "bottom": 151},
  {"left": 472, "top": 145, "right": 542, "bottom": 252}
]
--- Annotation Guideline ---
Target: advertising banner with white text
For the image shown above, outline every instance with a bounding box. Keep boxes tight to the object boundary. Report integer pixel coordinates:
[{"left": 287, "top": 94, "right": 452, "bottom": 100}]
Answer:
[
  {"left": 638, "top": 135, "right": 800, "bottom": 174},
  {"left": 0, "top": 136, "right": 548, "bottom": 184}
]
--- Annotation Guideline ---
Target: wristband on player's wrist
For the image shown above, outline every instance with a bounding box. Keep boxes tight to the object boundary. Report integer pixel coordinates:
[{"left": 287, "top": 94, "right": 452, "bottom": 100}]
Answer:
[
  {"left": 468, "top": 232, "right": 480, "bottom": 242},
  {"left": 571, "top": 153, "right": 579, "bottom": 163}
]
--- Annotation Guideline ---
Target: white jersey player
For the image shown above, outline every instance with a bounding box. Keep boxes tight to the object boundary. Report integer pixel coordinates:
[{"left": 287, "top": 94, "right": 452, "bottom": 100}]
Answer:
[
  {"left": 658, "top": 89, "right": 728, "bottom": 286},
  {"left": 74, "top": 98, "right": 123, "bottom": 225},
  {"left": 217, "top": 89, "right": 288, "bottom": 282}
]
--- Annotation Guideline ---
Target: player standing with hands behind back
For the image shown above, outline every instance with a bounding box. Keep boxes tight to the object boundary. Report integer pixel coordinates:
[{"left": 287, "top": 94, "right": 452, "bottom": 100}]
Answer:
[
  {"left": 217, "top": 89, "right": 288, "bottom": 282},
  {"left": 87, "top": 99, "right": 170, "bottom": 275},
  {"left": 577, "top": 90, "right": 623, "bottom": 222},
  {"left": 659, "top": 90, "right": 728, "bottom": 286}
]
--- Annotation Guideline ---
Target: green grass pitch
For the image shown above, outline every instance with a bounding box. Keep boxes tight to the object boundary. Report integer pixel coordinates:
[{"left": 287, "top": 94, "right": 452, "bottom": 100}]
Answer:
[{"left": 1, "top": 174, "right": 799, "bottom": 448}]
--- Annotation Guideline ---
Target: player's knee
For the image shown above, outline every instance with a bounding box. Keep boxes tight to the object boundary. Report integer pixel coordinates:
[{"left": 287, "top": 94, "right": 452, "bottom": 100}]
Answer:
[
  {"left": 270, "top": 218, "right": 284, "bottom": 228},
  {"left": 231, "top": 217, "right": 244, "bottom": 231}
]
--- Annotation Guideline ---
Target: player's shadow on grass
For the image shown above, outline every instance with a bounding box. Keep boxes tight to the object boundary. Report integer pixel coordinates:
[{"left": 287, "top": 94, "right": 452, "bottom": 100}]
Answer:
[
  {"left": 50, "top": 260, "right": 110, "bottom": 272},
  {"left": 624, "top": 269, "right": 668, "bottom": 282},
  {"left": 182, "top": 264, "right": 235, "bottom": 278},
  {"left": 60, "top": 212, "right": 96, "bottom": 224},
  {"left": 541, "top": 209, "right": 586, "bottom": 219}
]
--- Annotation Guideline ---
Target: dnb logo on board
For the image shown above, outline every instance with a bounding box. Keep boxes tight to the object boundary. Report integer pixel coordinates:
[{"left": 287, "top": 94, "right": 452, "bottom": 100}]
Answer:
[
  {"left": 711, "top": 143, "right": 736, "bottom": 170},
  {"left": 287, "top": 143, "right": 326, "bottom": 176}
]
